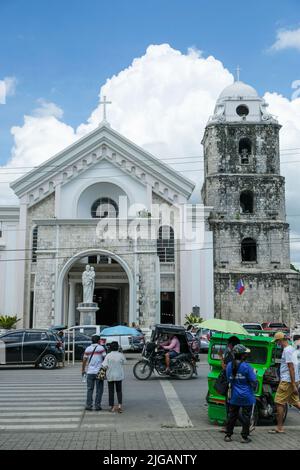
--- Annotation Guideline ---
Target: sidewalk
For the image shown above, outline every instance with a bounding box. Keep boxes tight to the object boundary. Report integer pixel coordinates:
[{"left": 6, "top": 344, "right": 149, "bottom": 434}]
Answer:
[{"left": 0, "top": 427, "right": 300, "bottom": 450}]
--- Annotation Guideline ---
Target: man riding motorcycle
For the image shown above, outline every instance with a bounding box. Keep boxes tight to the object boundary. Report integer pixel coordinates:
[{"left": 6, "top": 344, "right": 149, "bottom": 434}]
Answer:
[{"left": 159, "top": 334, "right": 181, "bottom": 373}]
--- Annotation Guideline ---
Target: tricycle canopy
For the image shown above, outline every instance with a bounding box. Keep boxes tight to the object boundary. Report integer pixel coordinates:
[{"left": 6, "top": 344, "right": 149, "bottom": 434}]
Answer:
[{"left": 150, "top": 324, "right": 191, "bottom": 354}]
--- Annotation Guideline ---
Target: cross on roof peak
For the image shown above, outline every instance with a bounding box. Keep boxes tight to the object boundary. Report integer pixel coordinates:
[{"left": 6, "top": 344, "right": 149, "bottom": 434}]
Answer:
[{"left": 99, "top": 95, "right": 112, "bottom": 124}]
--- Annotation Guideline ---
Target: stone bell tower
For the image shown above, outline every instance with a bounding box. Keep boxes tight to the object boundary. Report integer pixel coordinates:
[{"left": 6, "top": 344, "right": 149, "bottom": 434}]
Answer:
[{"left": 201, "top": 79, "right": 300, "bottom": 325}]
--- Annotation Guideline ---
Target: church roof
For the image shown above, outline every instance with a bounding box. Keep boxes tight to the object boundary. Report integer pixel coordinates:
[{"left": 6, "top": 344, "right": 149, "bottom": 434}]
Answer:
[
  {"left": 218, "top": 81, "right": 259, "bottom": 101},
  {"left": 10, "top": 122, "right": 195, "bottom": 205}
]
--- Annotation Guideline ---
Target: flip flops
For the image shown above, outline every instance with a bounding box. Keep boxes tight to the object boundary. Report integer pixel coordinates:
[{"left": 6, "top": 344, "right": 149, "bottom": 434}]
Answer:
[{"left": 268, "top": 429, "right": 285, "bottom": 434}]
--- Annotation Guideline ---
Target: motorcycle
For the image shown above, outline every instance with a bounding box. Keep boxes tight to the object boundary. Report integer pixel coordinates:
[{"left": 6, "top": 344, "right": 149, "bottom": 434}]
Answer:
[{"left": 133, "top": 324, "right": 197, "bottom": 380}]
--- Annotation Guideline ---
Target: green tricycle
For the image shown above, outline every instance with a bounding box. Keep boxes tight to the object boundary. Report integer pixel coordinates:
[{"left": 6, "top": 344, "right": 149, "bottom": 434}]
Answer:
[{"left": 207, "top": 332, "right": 287, "bottom": 426}]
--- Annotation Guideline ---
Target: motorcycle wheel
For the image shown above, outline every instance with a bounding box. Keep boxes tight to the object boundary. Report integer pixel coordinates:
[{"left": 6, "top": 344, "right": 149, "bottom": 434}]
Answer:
[
  {"left": 176, "top": 360, "right": 194, "bottom": 380},
  {"left": 133, "top": 360, "right": 153, "bottom": 380}
]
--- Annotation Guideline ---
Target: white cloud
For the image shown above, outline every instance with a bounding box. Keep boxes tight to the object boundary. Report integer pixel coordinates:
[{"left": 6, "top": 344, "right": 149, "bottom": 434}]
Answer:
[
  {"left": 0, "top": 100, "right": 76, "bottom": 203},
  {"left": 2, "top": 44, "right": 233, "bottom": 202},
  {"left": 0, "top": 76, "right": 17, "bottom": 104},
  {"left": 264, "top": 91, "right": 300, "bottom": 264},
  {"left": 77, "top": 44, "right": 232, "bottom": 161},
  {"left": 270, "top": 28, "right": 300, "bottom": 52},
  {"left": 1, "top": 43, "right": 300, "bottom": 264}
]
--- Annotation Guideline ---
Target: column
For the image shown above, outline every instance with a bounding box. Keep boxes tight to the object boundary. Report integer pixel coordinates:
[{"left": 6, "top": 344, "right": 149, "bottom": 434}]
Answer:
[{"left": 68, "top": 281, "right": 76, "bottom": 327}]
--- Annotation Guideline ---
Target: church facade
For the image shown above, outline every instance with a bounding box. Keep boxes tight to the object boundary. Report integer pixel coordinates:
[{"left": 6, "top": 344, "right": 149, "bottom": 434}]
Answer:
[
  {"left": 1, "top": 79, "right": 299, "bottom": 329},
  {"left": 0, "top": 122, "right": 213, "bottom": 329}
]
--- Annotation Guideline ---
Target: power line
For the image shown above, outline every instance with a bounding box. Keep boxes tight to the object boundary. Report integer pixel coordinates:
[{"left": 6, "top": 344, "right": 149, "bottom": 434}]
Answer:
[{"left": 1, "top": 236, "right": 300, "bottom": 262}]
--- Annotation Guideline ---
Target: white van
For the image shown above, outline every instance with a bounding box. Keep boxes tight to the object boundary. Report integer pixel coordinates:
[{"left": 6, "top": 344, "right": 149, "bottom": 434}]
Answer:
[
  {"left": 65, "top": 325, "right": 133, "bottom": 352},
  {"left": 100, "top": 334, "right": 133, "bottom": 352}
]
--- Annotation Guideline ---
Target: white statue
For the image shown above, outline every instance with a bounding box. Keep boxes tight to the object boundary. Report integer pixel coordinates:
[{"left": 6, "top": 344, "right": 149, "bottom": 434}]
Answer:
[{"left": 82, "top": 265, "right": 95, "bottom": 304}]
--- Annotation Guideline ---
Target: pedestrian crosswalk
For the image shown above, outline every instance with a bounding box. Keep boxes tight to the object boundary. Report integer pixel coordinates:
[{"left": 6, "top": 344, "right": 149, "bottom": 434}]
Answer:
[{"left": 0, "top": 364, "right": 116, "bottom": 431}]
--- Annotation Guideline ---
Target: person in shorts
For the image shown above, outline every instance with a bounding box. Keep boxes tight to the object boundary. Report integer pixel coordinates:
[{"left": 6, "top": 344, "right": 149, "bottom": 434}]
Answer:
[
  {"left": 269, "top": 331, "right": 300, "bottom": 434},
  {"left": 160, "top": 334, "right": 180, "bottom": 374}
]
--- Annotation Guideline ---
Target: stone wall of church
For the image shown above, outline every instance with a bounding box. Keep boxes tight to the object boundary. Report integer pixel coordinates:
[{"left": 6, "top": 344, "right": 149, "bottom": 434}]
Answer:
[
  {"left": 23, "top": 194, "right": 55, "bottom": 327},
  {"left": 32, "top": 221, "right": 160, "bottom": 328},
  {"left": 214, "top": 272, "right": 294, "bottom": 325}
]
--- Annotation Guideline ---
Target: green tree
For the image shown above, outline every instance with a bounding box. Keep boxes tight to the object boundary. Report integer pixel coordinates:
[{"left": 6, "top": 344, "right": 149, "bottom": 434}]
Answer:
[
  {"left": 0, "top": 315, "right": 20, "bottom": 329},
  {"left": 184, "top": 313, "right": 203, "bottom": 326}
]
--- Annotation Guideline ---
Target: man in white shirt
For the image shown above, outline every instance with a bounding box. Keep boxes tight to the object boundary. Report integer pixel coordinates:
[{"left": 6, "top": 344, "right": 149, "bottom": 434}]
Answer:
[
  {"left": 82, "top": 335, "right": 106, "bottom": 411},
  {"left": 269, "top": 332, "right": 300, "bottom": 434}
]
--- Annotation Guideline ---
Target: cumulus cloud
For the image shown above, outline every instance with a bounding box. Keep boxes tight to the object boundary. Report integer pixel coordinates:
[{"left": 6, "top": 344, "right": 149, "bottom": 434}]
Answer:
[
  {"left": 0, "top": 99, "right": 76, "bottom": 203},
  {"left": 264, "top": 91, "right": 300, "bottom": 264},
  {"left": 1, "top": 43, "right": 300, "bottom": 263},
  {"left": 270, "top": 27, "right": 300, "bottom": 52},
  {"left": 0, "top": 76, "right": 17, "bottom": 104},
  {"left": 77, "top": 44, "right": 232, "bottom": 161},
  {"left": 2, "top": 44, "right": 233, "bottom": 201}
]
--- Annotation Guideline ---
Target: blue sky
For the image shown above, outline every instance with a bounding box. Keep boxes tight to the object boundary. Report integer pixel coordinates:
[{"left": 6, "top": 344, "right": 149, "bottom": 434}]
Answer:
[{"left": 0, "top": 0, "right": 299, "bottom": 164}]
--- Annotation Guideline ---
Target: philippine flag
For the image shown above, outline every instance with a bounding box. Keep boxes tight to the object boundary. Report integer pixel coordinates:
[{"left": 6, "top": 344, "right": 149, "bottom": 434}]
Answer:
[{"left": 236, "top": 279, "right": 245, "bottom": 295}]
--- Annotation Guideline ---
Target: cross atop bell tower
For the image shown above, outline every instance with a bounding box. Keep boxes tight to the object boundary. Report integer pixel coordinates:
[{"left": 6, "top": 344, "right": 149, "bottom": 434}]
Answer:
[{"left": 235, "top": 65, "right": 241, "bottom": 82}]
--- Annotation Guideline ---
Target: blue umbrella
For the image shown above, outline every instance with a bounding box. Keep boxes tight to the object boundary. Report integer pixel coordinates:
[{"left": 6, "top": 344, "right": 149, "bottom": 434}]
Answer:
[{"left": 101, "top": 325, "right": 141, "bottom": 336}]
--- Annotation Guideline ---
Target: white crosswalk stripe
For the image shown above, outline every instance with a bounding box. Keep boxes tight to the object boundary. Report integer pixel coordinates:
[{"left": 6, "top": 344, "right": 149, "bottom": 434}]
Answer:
[{"left": 0, "top": 364, "right": 116, "bottom": 430}]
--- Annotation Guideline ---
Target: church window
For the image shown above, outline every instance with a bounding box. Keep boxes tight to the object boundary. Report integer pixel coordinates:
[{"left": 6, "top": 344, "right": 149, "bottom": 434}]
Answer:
[
  {"left": 236, "top": 105, "right": 249, "bottom": 117},
  {"left": 241, "top": 238, "right": 257, "bottom": 262},
  {"left": 240, "top": 190, "right": 254, "bottom": 214},
  {"left": 91, "top": 198, "right": 119, "bottom": 218},
  {"left": 157, "top": 226, "right": 175, "bottom": 262},
  {"left": 32, "top": 226, "right": 38, "bottom": 263},
  {"left": 239, "top": 138, "right": 252, "bottom": 164}
]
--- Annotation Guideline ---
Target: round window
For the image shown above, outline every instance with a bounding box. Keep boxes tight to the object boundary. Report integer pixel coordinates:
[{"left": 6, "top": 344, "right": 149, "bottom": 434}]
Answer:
[
  {"left": 91, "top": 198, "right": 119, "bottom": 218},
  {"left": 236, "top": 105, "right": 249, "bottom": 116}
]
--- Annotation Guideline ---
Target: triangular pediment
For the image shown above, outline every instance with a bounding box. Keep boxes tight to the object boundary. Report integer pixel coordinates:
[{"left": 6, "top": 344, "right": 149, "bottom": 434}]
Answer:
[{"left": 10, "top": 123, "right": 195, "bottom": 207}]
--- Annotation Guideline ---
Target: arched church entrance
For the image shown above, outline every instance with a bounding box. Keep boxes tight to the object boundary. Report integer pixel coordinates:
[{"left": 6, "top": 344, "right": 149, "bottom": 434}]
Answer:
[{"left": 56, "top": 250, "right": 134, "bottom": 327}]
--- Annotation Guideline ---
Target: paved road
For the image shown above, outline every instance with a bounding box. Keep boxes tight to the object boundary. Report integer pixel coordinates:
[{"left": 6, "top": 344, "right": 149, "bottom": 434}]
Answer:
[
  {"left": 0, "top": 355, "right": 208, "bottom": 432},
  {"left": 0, "top": 354, "right": 299, "bottom": 449}
]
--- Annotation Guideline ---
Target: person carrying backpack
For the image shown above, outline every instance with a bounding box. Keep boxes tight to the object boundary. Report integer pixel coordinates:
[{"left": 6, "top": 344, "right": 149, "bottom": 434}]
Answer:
[{"left": 224, "top": 344, "right": 257, "bottom": 444}]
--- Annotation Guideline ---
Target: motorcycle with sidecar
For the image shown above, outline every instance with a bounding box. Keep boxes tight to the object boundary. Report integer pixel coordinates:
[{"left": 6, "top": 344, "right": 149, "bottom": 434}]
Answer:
[
  {"left": 133, "top": 324, "right": 199, "bottom": 380},
  {"left": 207, "top": 332, "right": 287, "bottom": 426}
]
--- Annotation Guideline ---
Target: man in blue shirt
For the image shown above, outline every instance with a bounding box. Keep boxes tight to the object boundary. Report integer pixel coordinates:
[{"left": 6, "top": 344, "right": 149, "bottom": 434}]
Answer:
[{"left": 224, "top": 344, "right": 257, "bottom": 444}]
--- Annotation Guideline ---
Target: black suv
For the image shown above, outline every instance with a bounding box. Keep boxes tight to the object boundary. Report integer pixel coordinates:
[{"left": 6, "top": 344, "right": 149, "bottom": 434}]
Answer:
[{"left": 0, "top": 329, "right": 64, "bottom": 369}]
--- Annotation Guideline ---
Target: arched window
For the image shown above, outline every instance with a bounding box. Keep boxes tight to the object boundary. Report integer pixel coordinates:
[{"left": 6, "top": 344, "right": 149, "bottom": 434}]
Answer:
[
  {"left": 32, "top": 226, "right": 38, "bottom": 263},
  {"left": 241, "top": 238, "right": 257, "bottom": 262},
  {"left": 240, "top": 190, "right": 254, "bottom": 214},
  {"left": 157, "top": 226, "right": 175, "bottom": 262},
  {"left": 239, "top": 138, "right": 252, "bottom": 164},
  {"left": 91, "top": 198, "right": 119, "bottom": 218}
]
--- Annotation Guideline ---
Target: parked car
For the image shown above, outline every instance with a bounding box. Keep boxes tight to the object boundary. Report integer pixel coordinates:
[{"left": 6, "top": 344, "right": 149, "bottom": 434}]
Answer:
[
  {"left": 242, "top": 323, "right": 263, "bottom": 333},
  {"left": 100, "top": 333, "right": 133, "bottom": 352},
  {"left": 64, "top": 325, "right": 108, "bottom": 338},
  {"left": 195, "top": 328, "right": 212, "bottom": 352},
  {"left": 63, "top": 331, "right": 92, "bottom": 360},
  {"left": 0, "top": 329, "right": 64, "bottom": 369},
  {"left": 131, "top": 332, "right": 145, "bottom": 352},
  {"left": 262, "top": 322, "right": 290, "bottom": 336}
]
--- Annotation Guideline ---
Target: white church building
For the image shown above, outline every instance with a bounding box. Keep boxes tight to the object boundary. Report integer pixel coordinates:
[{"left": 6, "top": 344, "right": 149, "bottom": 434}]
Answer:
[{"left": 0, "top": 115, "right": 214, "bottom": 329}]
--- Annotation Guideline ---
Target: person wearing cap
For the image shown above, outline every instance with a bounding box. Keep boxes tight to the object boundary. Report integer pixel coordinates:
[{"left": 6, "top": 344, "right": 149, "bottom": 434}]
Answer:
[
  {"left": 269, "top": 331, "right": 300, "bottom": 434},
  {"left": 82, "top": 335, "right": 106, "bottom": 411},
  {"left": 224, "top": 344, "right": 257, "bottom": 444}
]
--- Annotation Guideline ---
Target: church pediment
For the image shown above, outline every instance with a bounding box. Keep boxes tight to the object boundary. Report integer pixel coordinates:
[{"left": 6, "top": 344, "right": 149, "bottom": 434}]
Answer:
[{"left": 10, "top": 123, "right": 194, "bottom": 207}]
